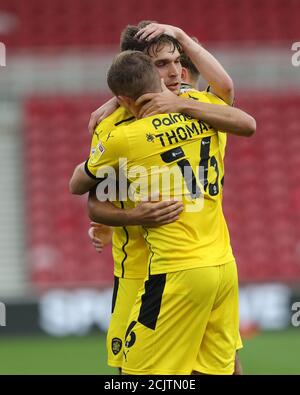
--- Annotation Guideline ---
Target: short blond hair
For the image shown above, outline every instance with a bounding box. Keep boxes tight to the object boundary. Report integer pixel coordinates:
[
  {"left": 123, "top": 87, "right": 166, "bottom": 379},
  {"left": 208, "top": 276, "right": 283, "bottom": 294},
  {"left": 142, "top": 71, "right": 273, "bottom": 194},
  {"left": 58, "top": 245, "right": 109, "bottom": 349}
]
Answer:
[{"left": 107, "top": 50, "right": 161, "bottom": 100}]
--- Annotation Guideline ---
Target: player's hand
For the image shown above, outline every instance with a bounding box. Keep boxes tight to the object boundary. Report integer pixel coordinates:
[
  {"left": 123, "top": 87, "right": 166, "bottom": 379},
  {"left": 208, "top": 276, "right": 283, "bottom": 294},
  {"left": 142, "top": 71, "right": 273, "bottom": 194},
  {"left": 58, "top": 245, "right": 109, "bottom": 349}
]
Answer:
[
  {"left": 130, "top": 200, "right": 184, "bottom": 227},
  {"left": 136, "top": 79, "right": 181, "bottom": 118},
  {"left": 135, "top": 23, "right": 181, "bottom": 41},
  {"left": 88, "top": 97, "right": 119, "bottom": 135},
  {"left": 88, "top": 225, "right": 104, "bottom": 253},
  {"left": 88, "top": 222, "right": 113, "bottom": 253}
]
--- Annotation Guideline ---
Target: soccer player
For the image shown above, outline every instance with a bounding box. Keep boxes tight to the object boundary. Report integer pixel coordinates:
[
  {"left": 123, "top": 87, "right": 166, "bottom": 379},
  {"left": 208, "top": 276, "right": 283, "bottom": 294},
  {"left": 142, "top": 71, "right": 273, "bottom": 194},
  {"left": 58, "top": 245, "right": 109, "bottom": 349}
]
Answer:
[
  {"left": 88, "top": 21, "right": 234, "bottom": 134},
  {"left": 87, "top": 54, "right": 244, "bottom": 374},
  {"left": 86, "top": 46, "right": 198, "bottom": 372},
  {"left": 70, "top": 50, "right": 255, "bottom": 374},
  {"left": 76, "top": 24, "right": 252, "bottom": 373}
]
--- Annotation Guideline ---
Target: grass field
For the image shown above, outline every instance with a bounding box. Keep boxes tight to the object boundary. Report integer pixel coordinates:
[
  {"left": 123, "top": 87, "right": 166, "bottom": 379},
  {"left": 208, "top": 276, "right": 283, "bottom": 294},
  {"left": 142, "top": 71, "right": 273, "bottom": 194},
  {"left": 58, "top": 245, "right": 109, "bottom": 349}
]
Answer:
[{"left": 0, "top": 329, "right": 299, "bottom": 375}]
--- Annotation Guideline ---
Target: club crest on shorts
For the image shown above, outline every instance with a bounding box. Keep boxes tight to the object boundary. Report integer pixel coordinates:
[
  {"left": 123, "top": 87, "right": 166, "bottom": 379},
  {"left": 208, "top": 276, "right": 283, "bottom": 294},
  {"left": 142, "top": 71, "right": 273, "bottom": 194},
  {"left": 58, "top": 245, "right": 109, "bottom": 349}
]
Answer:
[{"left": 111, "top": 337, "right": 122, "bottom": 355}]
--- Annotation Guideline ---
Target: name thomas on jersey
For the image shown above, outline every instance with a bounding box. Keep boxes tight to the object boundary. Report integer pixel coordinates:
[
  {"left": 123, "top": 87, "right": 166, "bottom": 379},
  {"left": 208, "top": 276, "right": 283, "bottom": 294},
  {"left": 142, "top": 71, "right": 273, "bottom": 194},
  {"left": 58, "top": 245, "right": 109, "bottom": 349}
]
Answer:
[{"left": 149, "top": 114, "right": 214, "bottom": 147}]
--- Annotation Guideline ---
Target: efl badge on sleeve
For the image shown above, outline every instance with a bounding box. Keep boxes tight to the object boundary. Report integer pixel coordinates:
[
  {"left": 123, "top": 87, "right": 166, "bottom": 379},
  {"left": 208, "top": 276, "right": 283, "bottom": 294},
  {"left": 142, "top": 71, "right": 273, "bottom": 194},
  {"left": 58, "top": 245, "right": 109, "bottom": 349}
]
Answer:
[{"left": 90, "top": 141, "right": 105, "bottom": 165}]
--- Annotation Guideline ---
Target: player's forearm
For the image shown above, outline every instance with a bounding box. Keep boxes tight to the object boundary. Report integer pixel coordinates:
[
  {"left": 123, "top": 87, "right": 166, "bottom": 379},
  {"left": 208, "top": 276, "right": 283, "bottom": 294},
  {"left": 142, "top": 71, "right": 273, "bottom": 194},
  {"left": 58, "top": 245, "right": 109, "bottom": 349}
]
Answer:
[
  {"left": 88, "top": 194, "right": 136, "bottom": 226},
  {"left": 175, "top": 29, "right": 234, "bottom": 105},
  {"left": 69, "top": 163, "right": 97, "bottom": 195},
  {"left": 88, "top": 193, "right": 183, "bottom": 227},
  {"left": 179, "top": 99, "right": 256, "bottom": 137}
]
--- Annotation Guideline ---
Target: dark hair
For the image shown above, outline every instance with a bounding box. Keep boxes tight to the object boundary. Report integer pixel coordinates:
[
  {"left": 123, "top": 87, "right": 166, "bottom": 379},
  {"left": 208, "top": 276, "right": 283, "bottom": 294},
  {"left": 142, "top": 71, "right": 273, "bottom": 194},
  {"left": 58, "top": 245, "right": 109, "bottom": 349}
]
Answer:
[
  {"left": 180, "top": 53, "right": 199, "bottom": 79},
  {"left": 107, "top": 51, "right": 161, "bottom": 100},
  {"left": 120, "top": 21, "right": 182, "bottom": 57},
  {"left": 180, "top": 37, "right": 200, "bottom": 80},
  {"left": 120, "top": 21, "right": 154, "bottom": 52}
]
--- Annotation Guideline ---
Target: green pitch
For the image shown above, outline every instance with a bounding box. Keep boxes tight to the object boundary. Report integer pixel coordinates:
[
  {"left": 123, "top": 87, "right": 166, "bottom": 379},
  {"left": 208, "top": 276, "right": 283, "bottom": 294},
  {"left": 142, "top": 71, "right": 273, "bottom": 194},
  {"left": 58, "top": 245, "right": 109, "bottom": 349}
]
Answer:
[{"left": 0, "top": 329, "right": 299, "bottom": 375}]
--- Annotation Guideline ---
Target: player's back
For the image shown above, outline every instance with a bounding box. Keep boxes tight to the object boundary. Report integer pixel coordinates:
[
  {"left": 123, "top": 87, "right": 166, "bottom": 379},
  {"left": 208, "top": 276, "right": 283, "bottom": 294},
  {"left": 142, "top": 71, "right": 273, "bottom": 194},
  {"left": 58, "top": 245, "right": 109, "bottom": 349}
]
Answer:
[{"left": 119, "top": 113, "right": 234, "bottom": 275}]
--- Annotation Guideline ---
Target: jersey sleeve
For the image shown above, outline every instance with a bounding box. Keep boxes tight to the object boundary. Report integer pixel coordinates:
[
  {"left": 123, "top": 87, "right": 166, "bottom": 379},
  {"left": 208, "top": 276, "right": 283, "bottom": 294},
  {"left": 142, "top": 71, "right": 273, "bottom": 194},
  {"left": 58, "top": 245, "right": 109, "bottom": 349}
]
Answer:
[
  {"left": 202, "top": 91, "right": 228, "bottom": 106},
  {"left": 88, "top": 119, "right": 108, "bottom": 157},
  {"left": 85, "top": 127, "right": 129, "bottom": 179},
  {"left": 89, "top": 129, "right": 100, "bottom": 155}
]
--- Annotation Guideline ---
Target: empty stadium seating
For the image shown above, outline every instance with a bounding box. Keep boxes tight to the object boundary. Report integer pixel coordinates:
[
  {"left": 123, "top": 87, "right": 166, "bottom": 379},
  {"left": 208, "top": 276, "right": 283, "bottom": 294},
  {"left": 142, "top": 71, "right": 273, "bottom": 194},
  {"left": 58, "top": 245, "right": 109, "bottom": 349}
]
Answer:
[
  {"left": 24, "top": 95, "right": 114, "bottom": 289},
  {"left": 24, "top": 93, "right": 300, "bottom": 287},
  {"left": 0, "top": 0, "right": 298, "bottom": 48},
  {"left": 224, "top": 93, "right": 300, "bottom": 282}
]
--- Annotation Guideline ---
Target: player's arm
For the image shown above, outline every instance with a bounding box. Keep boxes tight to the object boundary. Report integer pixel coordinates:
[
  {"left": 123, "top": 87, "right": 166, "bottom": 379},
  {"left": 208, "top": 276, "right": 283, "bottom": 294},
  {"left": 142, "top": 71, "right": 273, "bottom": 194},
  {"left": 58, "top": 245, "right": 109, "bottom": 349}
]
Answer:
[
  {"left": 88, "top": 189, "right": 184, "bottom": 227},
  {"left": 136, "top": 90, "right": 256, "bottom": 137},
  {"left": 178, "top": 97, "right": 256, "bottom": 136},
  {"left": 70, "top": 128, "right": 124, "bottom": 195},
  {"left": 176, "top": 31, "right": 234, "bottom": 104},
  {"left": 136, "top": 23, "right": 234, "bottom": 104},
  {"left": 69, "top": 162, "right": 99, "bottom": 195},
  {"left": 69, "top": 131, "right": 103, "bottom": 194}
]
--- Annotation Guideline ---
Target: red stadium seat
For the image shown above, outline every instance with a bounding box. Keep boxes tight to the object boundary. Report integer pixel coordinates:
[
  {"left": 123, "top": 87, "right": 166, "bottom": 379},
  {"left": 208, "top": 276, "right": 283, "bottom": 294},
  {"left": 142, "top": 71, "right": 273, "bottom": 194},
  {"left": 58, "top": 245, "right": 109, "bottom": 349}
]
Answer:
[{"left": 0, "top": 0, "right": 299, "bottom": 48}]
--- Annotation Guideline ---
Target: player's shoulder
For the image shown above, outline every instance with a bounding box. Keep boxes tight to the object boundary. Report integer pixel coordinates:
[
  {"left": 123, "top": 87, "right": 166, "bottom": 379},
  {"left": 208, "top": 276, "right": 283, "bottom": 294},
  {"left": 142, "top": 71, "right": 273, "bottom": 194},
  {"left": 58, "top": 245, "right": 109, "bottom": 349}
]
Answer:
[
  {"left": 203, "top": 91, "right": 228, "bottom": 106},
  {"left": 180, "top": 89, "right": 209, "bottom": 101},
  {"left": 121, "top": 113, "right": 196, "bottom": 135},
  {"left": 180, "top": 89, "right": 227, "bottom": 106},
  {"left": 122, "top": 114, "right": 161, "bottom": 130},
  {"left": 94, "top": 106, "right": 134, "bottom": 136}
]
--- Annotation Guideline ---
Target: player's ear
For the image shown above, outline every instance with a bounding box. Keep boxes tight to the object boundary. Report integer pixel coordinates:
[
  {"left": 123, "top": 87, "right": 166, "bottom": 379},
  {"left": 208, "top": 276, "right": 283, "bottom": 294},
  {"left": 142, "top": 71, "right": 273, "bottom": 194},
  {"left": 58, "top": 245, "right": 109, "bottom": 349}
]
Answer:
[
  {"left": 116, "top": 95, "right": 124, "bottom": 106},
  {"left": 117, "top": 95, "right": 130, "bottom": 107},
  {"left": 181, "top": 67, "right": 188, "bottom": 83}
]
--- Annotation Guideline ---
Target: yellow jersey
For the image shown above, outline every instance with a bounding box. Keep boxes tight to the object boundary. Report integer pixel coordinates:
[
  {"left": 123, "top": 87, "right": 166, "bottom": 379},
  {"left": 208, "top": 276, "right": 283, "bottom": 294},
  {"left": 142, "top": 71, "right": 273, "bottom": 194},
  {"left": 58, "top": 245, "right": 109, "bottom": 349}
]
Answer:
[
  {"left": 180, "top": 89, "right": 228, "bottom": 158},
  {"left": 86, "top": 105, "right": 234, "bottom": 275},
  {"left": 180, "top": 89, "right": 228, "bottom": 196},
  {"left": 90, "top": 106, "right": 149, "bottom": 279}
]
